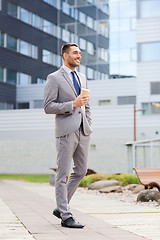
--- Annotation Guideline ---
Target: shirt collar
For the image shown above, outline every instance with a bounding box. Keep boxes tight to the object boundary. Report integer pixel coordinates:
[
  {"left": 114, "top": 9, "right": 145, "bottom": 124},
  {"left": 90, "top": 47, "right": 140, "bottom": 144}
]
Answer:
[{"left": 63, "top": 64, "right": 77, "bottom": 75}]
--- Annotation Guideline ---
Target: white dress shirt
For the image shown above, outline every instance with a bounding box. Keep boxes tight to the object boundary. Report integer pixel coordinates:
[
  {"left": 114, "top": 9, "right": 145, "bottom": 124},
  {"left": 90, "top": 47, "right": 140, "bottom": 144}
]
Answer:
[{"left": 62, "top": 64, "right": 81, "bottom": 87}]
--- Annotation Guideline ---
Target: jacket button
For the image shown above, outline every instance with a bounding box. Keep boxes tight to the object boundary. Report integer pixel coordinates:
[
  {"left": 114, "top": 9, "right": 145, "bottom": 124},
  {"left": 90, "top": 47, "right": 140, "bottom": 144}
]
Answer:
[{"left": 79, "top": 111, "right": 81, "bottom": 113}]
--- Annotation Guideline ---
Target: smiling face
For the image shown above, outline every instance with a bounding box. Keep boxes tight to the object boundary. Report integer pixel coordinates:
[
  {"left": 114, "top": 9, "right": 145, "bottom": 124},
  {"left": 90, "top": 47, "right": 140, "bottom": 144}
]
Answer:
[{"left": 63, "top": 46, "right": 81, "bottom": 70}]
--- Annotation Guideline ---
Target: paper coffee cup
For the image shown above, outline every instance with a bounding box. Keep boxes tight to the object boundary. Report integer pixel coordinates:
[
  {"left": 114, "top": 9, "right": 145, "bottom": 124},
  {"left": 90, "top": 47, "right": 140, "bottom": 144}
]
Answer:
[{"left": 80, "top": 88, "right": 90, "bottom": 96}]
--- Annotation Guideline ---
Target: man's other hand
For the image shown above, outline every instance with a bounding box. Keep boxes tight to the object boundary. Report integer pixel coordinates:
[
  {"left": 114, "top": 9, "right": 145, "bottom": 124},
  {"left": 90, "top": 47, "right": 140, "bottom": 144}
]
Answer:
[{"left": 73, "top": 95, "right": 89, "bottom": 107}]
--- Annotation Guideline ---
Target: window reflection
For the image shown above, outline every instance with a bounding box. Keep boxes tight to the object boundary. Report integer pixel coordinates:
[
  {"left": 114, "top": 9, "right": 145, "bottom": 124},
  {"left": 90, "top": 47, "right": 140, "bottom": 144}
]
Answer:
[
  {"left": 79, "top": 11, "right": 86, "bottom": 24},
  {"left": 7, "top": 69, "right": 17, "bottom": 85},
  {"left": 20, "top": 40, "right": 29, "bottom": 56},
  {"left": 62, "top": 1, "right": 70, "bottom": 15},
  {"left": 42, "top": 49, "right": 51, "bottom": 64},
  {"left": 142, "top": 102, "right": 160, "bottom": 115},
  {"left": 32, "top": 13, "right": 36, "bottom": 27},
  {"left": 140, "top": 0, "right": 160, "bottom": 18},
  {"left": 141, "top": 42, "right": 160, "bottom": 62},
  {"left": 7, "top": 35, "right": 17, "bottom": 51},
  {"left": 0, "top": 31, "right": 4, "bottom": 47},
  {"left": 43, "top": 19, "right": 52, "bottom": 34},
  {"left": 8, "top": 2, "right": 18, "bottom": 18},
  {"left": 20, "top": 8, "right": 30, "bottom": 24},
  {"left": 0, "top": 66, "right": 4, "bottom": 82},
  {"left": 19, "top": 73, "right": 31, "bottom": 85},
  {"left": 109, "top": 0, "right": 137, "bottom": 78}
]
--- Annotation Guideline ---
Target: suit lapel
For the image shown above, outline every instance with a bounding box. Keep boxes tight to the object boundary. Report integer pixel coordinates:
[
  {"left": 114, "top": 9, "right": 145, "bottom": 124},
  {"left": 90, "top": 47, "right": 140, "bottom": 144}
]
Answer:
[{"left": 60, "top": 67, "right": 77, "bottom": 96}]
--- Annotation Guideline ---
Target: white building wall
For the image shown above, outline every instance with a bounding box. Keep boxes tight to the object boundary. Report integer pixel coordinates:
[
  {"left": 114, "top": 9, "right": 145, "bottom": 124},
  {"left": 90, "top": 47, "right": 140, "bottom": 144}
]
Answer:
[
  {"left": 137, "top": 18, "right": 160, "bottom": 43},
  {"left": 16, "top": 78, "right": 137, "bottom": 108},
  {"left": 136, "top": 62, "right": 160, "bottom": 108},
  {"left": 136, "top": 17, "right": 160, "bottom": 140},
  {"left": 0, "top": 106, "right": 159, "bottom": 174}
]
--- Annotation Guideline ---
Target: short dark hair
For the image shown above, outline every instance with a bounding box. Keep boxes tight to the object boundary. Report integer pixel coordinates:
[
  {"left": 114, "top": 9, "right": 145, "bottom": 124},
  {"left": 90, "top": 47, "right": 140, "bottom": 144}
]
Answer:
[{"left": 61, "top": 43, "right": 79, "bottom": 56}]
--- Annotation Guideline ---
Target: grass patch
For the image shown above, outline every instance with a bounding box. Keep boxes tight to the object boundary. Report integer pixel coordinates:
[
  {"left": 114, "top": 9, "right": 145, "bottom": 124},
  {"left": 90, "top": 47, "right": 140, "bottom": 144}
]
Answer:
[
  {"left": 79, "top": 173, "right": 140, "bottom": 187},
  {"left": 0, "top": 174, "right": 49, "bottom": 183}
]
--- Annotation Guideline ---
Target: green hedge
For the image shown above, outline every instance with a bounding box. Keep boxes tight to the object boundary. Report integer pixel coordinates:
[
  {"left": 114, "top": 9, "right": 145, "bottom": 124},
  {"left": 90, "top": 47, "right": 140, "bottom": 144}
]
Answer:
[{"left": 79, "top": 173, "right": 140, "bottom": 187}]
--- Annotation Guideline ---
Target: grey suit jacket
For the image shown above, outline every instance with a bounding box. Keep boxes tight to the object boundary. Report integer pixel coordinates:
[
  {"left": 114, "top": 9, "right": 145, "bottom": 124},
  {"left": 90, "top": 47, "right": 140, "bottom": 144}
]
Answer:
[{"left": 44, "top": 66, "right": 92, "bottom": 137}]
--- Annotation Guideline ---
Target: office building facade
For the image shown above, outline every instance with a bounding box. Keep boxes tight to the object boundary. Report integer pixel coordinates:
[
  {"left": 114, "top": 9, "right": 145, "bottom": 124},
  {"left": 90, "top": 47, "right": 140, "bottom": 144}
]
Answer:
[{"left": 0, "top": 0, "right": 109, "bottom": 109}]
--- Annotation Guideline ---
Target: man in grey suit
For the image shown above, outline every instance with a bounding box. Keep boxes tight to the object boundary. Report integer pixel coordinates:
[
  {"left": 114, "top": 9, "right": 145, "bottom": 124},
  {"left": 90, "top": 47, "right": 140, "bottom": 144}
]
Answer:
[{"left": 44, "top": 43, "right": 92, "bottom": 228}]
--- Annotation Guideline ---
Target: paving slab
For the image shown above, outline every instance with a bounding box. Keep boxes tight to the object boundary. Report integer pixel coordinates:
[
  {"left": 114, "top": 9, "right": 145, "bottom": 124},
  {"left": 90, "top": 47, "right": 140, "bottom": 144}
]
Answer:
[{"left": 0, "top": 180, "right": 149, "bottom": 240}]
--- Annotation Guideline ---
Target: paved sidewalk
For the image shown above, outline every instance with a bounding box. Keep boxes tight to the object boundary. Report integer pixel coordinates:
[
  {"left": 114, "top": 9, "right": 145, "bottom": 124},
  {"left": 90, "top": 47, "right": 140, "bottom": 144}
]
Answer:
[{"left": 0, "top": 180, "right": 152, "bottom": 240}]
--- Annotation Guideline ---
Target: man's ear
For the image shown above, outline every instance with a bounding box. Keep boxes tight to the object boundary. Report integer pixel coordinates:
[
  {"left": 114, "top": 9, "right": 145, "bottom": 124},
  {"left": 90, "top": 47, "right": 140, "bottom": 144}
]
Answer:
[{"left": 63, "top": 52, "right": 68, "bottom": 60}]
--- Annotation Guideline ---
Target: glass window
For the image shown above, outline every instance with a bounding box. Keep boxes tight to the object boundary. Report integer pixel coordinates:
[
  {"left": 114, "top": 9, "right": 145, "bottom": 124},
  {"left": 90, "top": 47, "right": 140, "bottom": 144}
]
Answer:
[
  {"left": 87, "top": 16, "right": 94, "bottom": 29},
  {"left": 120, "top": 49, "right": 130, "bottom": 62},
  {"left": 20, "top": 8, "right": 30, "bottom": 24},
  {"left": 20, "top": 40, "right": 29, "bottom": 56},
  {"left": 131, "top": 18, "right": 136, "bottom": 30},
  {"left": 142, "top": 103, "right": 150, "bottom": 115},
  {"left": 57, "top": 55, "right": 61, "bottom": 67},
  {"left": 31, "top": 45, "right": 37, "bottom": 59},
  {"left": 32, "top": 13, "right": 36, "bottom": 27},
  {"left": 0, "top": 102, "right": 14, "bottom": 110},
  {"left": 140, "top": 0, "right": 160, "bottom": 18},
  {"left": 151, "top": 82, "right": 160, "bottom": 94},
  {"left": 110, "top": 32, "right": 120, "bottom": 50},
  {"left": 52, "top": 23, "right": 57, "bottom": 36},
  {"left": 119, "top": 19, "right": 130, "bottom": 31},
  {"left": 7, "top": 35, "right": 17, "bottom": 51},
  {"left": 43, "top": 0, "right": 52, "bottom": 4},
  {"left": 62, "top": 29, "right": 70, "bottom": 42},
  {"left": 99, "top": 100, "right": 111, "bottom": 106},
  {"left": 131, "top": 48, "right": 137, "bottom": 61},
  {"left": 0, "top": 31, "right": 4, "bottom": 47},
  {"left": 42, "top": 49, "right": 51, "bottom": 64},
  {"left": 79, "top": 38, "right": 86, "bottom": 50},
  {"left": 110, "top": 20, "right": 119, "bottom": 33},
  {"left": 37, "top": 16, "right": 42, "bottom": 29},
  {"left": 141, "top": 42, "right": 160, "bottom": 62},
  {"left": 6, "top": 69, "right": 17, "bottom": 85},
  {"left": 56, "top": 26, "right": 61, "bottom": 38},
  {"left": 120, "top": 32, "right": 136, "bottom": 48},
  {"left": 19, "top": 73, "right": 31, "bottom": 85},
  {"left": 0, "top": 66, "right": 4, "bottom": 82},
  {"left": 36, "top": 78, "right": 46, "bottom": 84},
  {"left": 118, "top": 96, "right": 136, "bottom": 105},
  {"left": 79, "top": 11, "right": 86, "bottom": 24},
  {"left": 97, "top": 21, "right": 108, "bottom": 37},
  {"left": 120, "top": 0, "right": 136, "bottom": 18},
  {"left": 75, "top": 9, "right": 78, "bottom": 20},
  {"left": 8, "top": 2, "right": 18, "bottom": 18},
  {"left": 62, "top": 1, "right": 70, "bottom": 15},
  {"left": 71, "top": 7, "right": 75, "bottom": 18},
  {"left": 100, "top": 48, "right": 108, "bottom": 61},
  {"left": 52, "top": 53, "right": 56, "bottom": 66},
  {"left": 34, "top": 100, "right": 44, "bottom": 108},
  {"left": 87, "top": 67, "right": 94, "bottom": 79},
  {"left": 120, "top": 62, "right": 136, "bottom": 76},
  {"left": 18, "top": 102, "right": 29, "bottom": 109},
  {"left": 151, "top": 102, "right": 160, "bottom": 114},
  {"left": 109, "top": 1, "right": 119, "bottom": 18},
  {"left": 79, "top": 65, "right": 86, "bottom": 75},
  {"left": 53, "top": 0, "right": 57, "bottom": 7},
  {"left": 87, "top": 42, "right": 94, "bottom": 55},
  {"left": 43, "top": 19, "right": 52, "bottom": 34}
]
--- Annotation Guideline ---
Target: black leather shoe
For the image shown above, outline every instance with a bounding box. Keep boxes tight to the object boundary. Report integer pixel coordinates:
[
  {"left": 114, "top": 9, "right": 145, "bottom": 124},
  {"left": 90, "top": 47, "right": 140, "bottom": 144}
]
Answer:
[
  {"left": 61, "top": 217, "right": 84, "bottom": 228},
  {"left": 53, "top": 208, "right": 61, "bottom": 219}
]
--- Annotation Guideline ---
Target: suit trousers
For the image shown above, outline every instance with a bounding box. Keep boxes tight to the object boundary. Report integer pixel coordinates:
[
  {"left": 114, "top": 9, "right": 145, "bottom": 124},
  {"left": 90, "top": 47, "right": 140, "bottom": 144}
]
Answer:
[{"left": 55, "top": 124, "right": 90, "bottom": 220}]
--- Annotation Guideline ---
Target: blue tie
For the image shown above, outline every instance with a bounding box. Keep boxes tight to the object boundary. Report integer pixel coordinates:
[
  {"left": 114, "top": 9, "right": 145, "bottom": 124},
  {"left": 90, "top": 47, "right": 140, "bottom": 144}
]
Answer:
[{"left": 71, "top": 71, "right": 81, "bottom": 96}]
